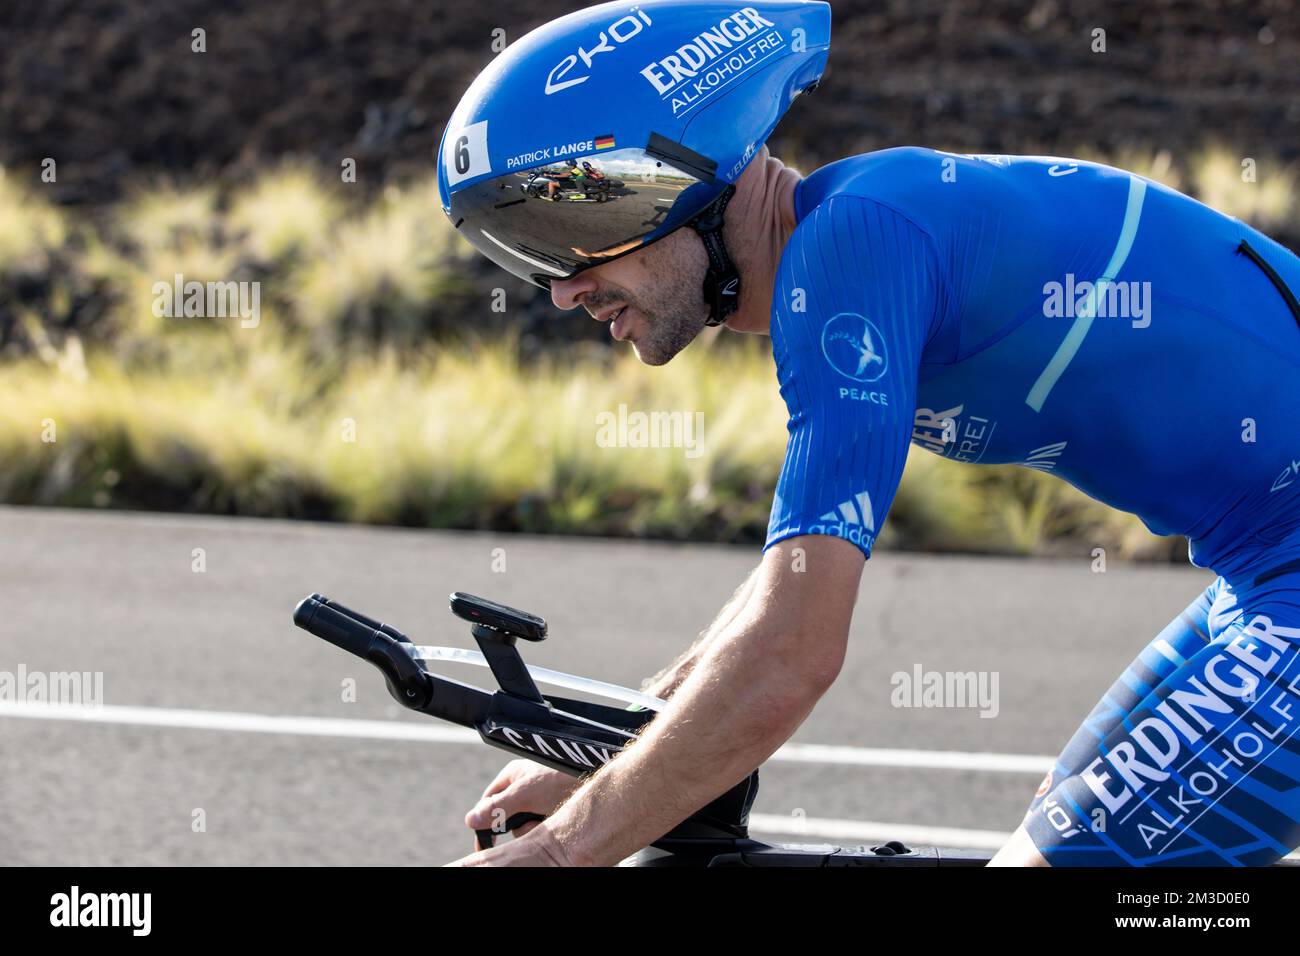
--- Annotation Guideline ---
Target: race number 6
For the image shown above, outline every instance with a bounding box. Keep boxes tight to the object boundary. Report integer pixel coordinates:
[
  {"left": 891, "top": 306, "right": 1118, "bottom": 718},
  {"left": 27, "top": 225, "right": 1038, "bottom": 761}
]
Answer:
[{"left": 445, "top": 121, "right": 491, "bottom": 187}]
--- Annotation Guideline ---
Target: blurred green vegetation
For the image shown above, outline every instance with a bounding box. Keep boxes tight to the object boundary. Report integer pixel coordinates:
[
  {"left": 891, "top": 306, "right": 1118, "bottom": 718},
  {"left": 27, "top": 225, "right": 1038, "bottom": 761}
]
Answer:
[{"left": 0, "top": 146, "right": 1291, "bottom": 559}]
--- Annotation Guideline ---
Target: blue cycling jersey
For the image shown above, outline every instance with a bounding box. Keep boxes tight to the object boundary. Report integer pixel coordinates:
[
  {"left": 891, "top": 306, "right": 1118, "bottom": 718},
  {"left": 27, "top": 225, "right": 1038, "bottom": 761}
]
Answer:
[
  {"left": 762, "top": 148, "right": 1300, "bottom": 866},
  {"left": 765, "top": 147, "right": 1300, "bottom": 583}
]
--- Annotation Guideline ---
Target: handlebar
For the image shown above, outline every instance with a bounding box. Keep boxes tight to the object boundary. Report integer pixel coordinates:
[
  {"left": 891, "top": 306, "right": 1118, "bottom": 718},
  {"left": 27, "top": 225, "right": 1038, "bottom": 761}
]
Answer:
[
  {"left": 293, "top": 595, "right": 434, "bottom": 709},
  {"left": 292, "top": 591, "right": 759, "bottom": 844},
  {"left": 293, "top": 593, "right": 647, "bottom": 774},
  {"left": 475, "top": 812, "right": 547, "bottom": 852}
]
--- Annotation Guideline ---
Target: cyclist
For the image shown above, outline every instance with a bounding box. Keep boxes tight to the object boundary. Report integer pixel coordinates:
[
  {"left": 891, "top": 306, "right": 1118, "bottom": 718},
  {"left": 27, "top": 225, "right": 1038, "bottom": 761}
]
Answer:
[
  {"left": 546, "top": 158, "right": 584, "bottom": 201},
  {"left": 438, "top": 1, "right": 1300, "bottom": 866}
]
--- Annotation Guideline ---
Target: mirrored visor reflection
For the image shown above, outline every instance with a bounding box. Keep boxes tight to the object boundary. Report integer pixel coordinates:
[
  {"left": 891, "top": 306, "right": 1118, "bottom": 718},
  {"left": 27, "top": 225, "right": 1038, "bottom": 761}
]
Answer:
[{"left": 448, "top": 147, "right": 722, "bottom": 287}]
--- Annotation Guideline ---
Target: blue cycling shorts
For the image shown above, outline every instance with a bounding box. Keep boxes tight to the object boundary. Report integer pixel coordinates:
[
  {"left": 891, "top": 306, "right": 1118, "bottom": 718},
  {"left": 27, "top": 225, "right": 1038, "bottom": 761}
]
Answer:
[{"left": 1024, "top": 557, "right": 1300, "bottom": 866}]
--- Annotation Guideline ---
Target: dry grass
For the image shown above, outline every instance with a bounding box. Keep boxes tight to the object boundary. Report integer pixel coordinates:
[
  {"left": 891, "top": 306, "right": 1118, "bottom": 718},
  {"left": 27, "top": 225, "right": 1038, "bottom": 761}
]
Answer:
[{"left": 0, "top": 167, "right": 67, "bottom": 274}]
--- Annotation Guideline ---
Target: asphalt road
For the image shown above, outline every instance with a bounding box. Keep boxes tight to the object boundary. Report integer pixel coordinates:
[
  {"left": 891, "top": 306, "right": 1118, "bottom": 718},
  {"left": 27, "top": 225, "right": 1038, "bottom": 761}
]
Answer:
[{"left": 0, "top": 505, "right": 1222, "bottom": 866}]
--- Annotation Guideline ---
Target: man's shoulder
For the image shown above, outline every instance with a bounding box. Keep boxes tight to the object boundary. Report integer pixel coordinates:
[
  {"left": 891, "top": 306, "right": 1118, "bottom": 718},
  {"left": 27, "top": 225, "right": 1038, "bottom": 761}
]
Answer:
[
  {"left": 779, "top": 146, "right": 951, "bottom": 284},
  {"left": 772, "top": 150, "right": 955, "bottom": 362},
  {"left": 796, "top": 147, "right": 947, "bottom": 218}
]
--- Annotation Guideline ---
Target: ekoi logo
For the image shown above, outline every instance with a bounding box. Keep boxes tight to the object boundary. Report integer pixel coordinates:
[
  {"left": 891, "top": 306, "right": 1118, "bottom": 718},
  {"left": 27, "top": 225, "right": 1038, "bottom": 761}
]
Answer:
[
  {"left": 807, "top": 491, "right": 876, "bottom": 549},
  {"left": 1271, "top": 457, "right": 1300, "bottom": 494},
  {"left": 822, "top": 312, "right": 888, "bottom": 383},
  {"left": 545, "top": 8, "right": 653, "bottom": 96}
]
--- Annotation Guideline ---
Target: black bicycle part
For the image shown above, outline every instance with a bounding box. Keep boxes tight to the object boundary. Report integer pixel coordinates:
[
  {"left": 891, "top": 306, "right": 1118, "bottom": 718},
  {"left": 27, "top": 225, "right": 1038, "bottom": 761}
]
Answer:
[
  {"left": 292, "top": 591, "right": 996, "bottom": 865},
  {"left": 450, "top": 591, "right": 547, "bottom": 641},
  {"left": 629, "top": 840, "right": 990, "bottom": 867},
  {"left": 475, "top": 812, "right": 548, "bottom": 851}
]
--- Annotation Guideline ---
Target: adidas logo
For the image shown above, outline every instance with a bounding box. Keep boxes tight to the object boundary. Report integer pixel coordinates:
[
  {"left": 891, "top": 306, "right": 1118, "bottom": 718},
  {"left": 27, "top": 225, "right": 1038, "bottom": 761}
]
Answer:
[{"left": 807, "top": 491, "right": 876, "bottom": 546}]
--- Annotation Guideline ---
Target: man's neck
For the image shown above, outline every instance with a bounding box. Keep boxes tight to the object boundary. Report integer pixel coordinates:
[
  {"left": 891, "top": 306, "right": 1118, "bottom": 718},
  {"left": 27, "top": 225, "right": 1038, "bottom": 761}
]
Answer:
[{"left": 721, "top": 147, "right": 803, "bottom": 334}]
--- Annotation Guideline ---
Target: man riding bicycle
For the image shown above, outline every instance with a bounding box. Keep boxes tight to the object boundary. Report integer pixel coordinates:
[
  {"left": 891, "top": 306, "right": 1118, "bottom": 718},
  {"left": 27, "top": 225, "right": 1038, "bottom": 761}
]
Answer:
[
  {"left": 438, "top": 0, "right": 1300, "bottom": 866},
  {"left": 544, "top": 158, "right": 585, "bottom": 201}
]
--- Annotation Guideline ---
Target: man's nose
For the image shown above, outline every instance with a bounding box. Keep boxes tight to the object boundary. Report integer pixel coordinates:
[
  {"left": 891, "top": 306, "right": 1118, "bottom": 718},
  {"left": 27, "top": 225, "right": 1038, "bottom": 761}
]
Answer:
[{"left": 549, "top": 272, "right": 597, "bottom": 311}]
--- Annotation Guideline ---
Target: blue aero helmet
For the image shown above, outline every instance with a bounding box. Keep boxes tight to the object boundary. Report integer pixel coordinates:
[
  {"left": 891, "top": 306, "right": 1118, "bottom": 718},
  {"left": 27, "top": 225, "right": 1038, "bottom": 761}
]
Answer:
[{"left": 437, "top": 1, "right": 832, "bottom": 325}]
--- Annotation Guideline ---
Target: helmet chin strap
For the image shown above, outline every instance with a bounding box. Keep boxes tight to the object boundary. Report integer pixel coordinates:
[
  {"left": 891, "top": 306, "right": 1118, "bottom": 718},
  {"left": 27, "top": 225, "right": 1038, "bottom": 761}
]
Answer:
[{"left": 689, "top": 185, "right": 740, "bottom": 327}]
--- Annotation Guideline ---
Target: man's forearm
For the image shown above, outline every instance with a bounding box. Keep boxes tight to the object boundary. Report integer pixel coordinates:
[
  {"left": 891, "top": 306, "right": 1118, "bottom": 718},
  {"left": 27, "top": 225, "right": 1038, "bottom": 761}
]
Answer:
[
  {"left": 640, "top": 565, "right": 762, "bottom": 699},
  {"left": 530, "top": 539, "right": 861, "bottom": 867},
  {"left": 543, "top": 611, "right": 830, "bottom": 866}
]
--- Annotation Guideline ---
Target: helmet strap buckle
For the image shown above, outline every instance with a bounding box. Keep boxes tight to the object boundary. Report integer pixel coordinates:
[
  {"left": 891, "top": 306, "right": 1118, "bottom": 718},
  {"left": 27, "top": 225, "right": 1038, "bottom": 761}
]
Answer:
[{"left": 692, "top": 186, "right": 741, "bottom": 327}]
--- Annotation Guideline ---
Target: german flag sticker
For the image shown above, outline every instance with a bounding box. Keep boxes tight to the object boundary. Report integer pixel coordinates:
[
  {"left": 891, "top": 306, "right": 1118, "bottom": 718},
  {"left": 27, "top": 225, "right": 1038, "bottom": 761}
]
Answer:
[{"left": 595, "top": 135, "right": 616, "bottom": 150}]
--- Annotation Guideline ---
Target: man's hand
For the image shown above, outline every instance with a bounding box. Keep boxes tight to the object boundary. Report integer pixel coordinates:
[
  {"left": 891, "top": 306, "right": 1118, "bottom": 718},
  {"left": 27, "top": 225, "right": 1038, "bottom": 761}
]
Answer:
[
  {"left": 464, "top": 759, "right": 581, "bottom": 847},
  {"left": 445, "top": 823, "right": 573, "bottom": 867}
]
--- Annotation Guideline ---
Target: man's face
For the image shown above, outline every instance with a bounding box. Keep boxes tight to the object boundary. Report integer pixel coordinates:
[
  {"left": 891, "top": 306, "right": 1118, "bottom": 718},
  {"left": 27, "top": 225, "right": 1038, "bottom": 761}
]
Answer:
[{"left": 549, "top": 227, "right": 711, "bottom": 366}]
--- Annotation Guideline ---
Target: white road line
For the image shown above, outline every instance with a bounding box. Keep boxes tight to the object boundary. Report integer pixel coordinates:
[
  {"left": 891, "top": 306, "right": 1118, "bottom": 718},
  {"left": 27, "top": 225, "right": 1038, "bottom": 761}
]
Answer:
[
  {"left": 776, "top": 742, "right": 1052, "bottom": 773},
  {"left": 0, "top": 701, "right": 478, "bottom": 745},
  {"left": 0, "top": 701, "right": 1054, "bottom": 773},
  {"left": 748, "top": 814, "right": 1011, "bottom": 850}
]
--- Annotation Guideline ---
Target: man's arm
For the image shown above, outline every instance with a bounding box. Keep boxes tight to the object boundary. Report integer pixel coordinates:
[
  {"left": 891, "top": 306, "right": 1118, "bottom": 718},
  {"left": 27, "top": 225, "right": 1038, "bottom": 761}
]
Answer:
[
  {"left": 540, "top": 535, "right": 864, "bottom": 866},
  {"left": 639, "top": 564, "right": 762, "bottom": 699}
]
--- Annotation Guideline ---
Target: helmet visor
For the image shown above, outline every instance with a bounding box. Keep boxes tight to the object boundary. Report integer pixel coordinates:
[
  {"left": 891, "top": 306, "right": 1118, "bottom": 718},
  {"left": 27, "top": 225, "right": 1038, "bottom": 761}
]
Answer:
[{"left": 446, "top": 147, "right": 723, "bottom": 289}]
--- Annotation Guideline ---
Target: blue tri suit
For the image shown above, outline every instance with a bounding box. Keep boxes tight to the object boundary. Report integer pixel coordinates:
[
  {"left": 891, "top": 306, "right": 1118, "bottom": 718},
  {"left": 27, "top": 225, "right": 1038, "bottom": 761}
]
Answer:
[{"left": 763, "top": 148, "right": 1300, "bottom": 866}]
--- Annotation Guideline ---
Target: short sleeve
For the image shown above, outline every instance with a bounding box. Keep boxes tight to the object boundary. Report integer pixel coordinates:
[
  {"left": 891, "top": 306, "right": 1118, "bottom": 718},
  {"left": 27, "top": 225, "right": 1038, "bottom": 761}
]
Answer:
[{"left": 764, "top": 196, "right": 943, "bottom": 559}]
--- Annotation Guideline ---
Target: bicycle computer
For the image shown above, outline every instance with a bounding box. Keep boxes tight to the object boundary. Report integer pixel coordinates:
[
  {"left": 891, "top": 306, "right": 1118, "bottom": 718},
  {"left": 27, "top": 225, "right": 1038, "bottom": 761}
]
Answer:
[{"left": 449, "top": 592, "right": 547, "bottom": 641}]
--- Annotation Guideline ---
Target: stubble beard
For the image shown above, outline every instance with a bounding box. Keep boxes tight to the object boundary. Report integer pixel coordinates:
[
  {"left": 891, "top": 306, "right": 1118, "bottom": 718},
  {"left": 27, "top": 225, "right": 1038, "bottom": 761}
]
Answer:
[{"left": 626, "top": 231, "right": 711, "bottom": 366}]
